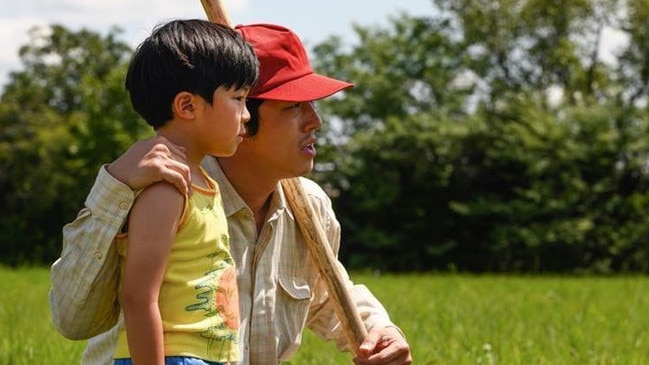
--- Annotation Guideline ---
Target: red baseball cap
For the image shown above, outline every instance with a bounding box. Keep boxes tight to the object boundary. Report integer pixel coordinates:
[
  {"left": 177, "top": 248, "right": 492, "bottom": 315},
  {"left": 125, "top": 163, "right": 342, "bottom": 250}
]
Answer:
[{"left": 235, "top": 23, "right": 353, "bottom": 102}]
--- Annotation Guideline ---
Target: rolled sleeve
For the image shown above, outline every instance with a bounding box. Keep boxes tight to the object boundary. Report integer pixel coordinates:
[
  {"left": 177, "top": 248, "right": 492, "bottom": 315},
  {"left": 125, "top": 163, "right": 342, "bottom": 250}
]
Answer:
[
  {"left": 301, "top": 177, "right": 395, "bottom": 351},
  {"left": 307, "top": 270, "right": 394, "bottom": 352},
  {"left": 49, "top": 166, "right": 136, "bottom": 339}
]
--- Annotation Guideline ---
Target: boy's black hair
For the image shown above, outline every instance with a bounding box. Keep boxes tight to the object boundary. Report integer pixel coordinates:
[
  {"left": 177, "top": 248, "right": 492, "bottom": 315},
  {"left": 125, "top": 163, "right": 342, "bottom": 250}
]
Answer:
[{"left": 125, "top": 19, "right": 259, "bottom": 128}]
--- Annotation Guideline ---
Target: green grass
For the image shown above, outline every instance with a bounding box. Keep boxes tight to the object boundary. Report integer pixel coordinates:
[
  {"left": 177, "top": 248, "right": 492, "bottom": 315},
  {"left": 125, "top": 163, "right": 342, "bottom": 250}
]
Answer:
[
  {"left": 0, "top": 266, "right": 86, "bottom": 364},
  {"left": 2, "top": 267, "right": 648, "bottom": 364}
]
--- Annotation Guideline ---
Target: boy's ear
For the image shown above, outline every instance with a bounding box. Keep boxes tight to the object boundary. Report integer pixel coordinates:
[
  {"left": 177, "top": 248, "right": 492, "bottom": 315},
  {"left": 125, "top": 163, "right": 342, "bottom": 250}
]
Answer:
[{"left": 173, "top": 92, "right": 196, "bottom": 119}]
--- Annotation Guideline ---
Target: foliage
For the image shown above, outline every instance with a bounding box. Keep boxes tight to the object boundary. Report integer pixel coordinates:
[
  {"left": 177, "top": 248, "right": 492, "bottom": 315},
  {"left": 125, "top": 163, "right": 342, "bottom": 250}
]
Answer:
[
  {"left": 0, "top": 25, "right": 150, "bottom": 265},
  {"left": 3, "top": 0, "right": 649, "bottom": 273},
  {"left": 311, "top": 0, "right": 649, "bottom": 273}
]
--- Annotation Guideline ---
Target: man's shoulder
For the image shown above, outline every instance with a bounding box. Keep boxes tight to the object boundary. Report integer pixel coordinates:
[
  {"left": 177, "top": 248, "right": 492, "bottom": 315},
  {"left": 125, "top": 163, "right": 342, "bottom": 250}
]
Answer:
[
  {"left": 299, "top": 176, "right": 327, "bottom": 197},
  {"left": 295, "top": 177, "right": 336, "bottom": 213},
  {"left": 297, "top": 176, "right": 328, "bottom": 200},
  {"left": 293, "top": 177, "right": 339, "bottom": 228}
]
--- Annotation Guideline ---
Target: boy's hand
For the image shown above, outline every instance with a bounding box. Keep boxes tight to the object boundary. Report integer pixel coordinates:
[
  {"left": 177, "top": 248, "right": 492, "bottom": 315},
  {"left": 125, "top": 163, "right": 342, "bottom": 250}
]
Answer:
[{"left": 107, "top": 136, "right": 191, "bottom": 194}]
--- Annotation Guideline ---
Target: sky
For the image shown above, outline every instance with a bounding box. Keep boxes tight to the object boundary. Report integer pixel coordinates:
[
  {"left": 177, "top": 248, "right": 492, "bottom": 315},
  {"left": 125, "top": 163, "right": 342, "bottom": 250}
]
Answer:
[{"left": 0, "top": 0, "right": 434, "bottom": 89}]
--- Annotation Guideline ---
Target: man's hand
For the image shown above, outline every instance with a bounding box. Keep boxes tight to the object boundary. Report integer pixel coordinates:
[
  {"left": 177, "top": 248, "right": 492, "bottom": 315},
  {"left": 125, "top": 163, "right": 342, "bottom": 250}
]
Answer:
[
  {"left": 106, "top": 135, "right": 191, "bottom": 194},
  {"left": 353, "top": 326, "right": 412, "bottom": 365}
]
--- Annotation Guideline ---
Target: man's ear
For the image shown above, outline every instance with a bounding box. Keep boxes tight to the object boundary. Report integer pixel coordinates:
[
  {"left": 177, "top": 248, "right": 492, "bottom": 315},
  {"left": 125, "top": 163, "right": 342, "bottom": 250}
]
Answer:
[{"left": 173, "top": 92, "right": 196, "bottom": 119}]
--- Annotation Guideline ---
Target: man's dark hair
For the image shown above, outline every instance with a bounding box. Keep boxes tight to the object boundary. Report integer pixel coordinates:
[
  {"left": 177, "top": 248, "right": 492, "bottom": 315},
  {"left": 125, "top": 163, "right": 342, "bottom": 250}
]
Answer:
[
  {"left": 125, "top": 19, "right": 259, "bottom": 128},
  {"left": 244, "top": 98, "right": 264, "bottom": 136}
]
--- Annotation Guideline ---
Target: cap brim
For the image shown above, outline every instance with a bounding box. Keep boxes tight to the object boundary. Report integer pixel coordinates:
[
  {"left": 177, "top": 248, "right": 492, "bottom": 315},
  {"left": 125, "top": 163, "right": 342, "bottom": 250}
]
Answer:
[{"left": 250, "top": 72, "right": 353, "bottom": 102}]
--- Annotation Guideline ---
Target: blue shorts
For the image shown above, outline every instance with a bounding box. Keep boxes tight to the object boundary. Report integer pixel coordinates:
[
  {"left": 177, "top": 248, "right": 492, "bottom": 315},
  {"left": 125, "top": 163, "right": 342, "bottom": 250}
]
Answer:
[{"left": 114, "top": 357, "right": 226, "bottom": 365}]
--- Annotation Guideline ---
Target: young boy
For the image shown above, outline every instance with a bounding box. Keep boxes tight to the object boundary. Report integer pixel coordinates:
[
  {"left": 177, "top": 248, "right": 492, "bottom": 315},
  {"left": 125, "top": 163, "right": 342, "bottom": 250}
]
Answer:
[{"left": 112, "top": 19, "right": 258, "bottom": 365}]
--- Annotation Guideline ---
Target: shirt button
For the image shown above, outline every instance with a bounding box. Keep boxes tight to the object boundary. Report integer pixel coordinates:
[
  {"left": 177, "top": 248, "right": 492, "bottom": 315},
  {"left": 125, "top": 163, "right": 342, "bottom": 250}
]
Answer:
[
  {"left": 94, "top": 252, "right": 103, "bottom": 260},
  {"left": 119, "top": 202, "right": 129, "bottom": 210}
]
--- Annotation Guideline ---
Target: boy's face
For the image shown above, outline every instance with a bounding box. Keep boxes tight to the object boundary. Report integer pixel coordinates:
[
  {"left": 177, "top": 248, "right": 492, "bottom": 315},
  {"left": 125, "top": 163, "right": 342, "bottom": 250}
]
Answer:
[
  {"left": 196, "top": 86, "right": 250, "bottom": 158},
  {"left": 236, "top": 100, "right": 322, "bottom": 180}
]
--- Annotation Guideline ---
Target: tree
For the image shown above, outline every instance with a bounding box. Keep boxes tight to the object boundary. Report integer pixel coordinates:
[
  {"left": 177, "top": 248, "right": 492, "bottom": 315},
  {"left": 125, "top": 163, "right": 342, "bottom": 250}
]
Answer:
[
  {"left": 312, "top": 0, "right": 649, "bottom": 273},
  {"left": 0, "top": 25, "right": 149, "bottom": 266}
]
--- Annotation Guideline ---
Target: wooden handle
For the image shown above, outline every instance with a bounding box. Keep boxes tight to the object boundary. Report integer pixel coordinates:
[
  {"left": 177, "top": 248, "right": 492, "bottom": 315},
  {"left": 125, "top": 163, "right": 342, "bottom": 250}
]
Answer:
[
  {"left": 198, "top": 0, "right": 368, "bottom": 355},
  {"left": 281, "top": 178, "right": 368, "bottom": 355},
  {"left": 200, "top": 0, "right": 233, "bottom": 27}
]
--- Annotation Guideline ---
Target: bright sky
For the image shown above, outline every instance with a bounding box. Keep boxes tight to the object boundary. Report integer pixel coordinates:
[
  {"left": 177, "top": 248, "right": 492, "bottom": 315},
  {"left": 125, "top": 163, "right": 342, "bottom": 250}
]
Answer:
[{"left": 0, "top": 0, "right": 434, "bottom": 89}]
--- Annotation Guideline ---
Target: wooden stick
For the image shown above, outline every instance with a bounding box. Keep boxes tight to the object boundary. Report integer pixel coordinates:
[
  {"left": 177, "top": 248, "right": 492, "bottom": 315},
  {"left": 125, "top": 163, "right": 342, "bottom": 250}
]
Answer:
[
  {"left": 198, "top": 0, "right": 369, "bottom": 356},
  {"left": 281, "top": 178, "right": 368, "bottom": 355},
  {"left": 200, "top": 0, "right": 232, "bottom": 26}
]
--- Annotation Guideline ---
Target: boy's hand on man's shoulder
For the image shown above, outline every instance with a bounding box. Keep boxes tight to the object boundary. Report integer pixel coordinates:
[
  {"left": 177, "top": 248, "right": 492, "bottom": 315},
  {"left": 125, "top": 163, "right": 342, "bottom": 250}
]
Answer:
[{"left": 107, "top": 135, "right": 191, "bottom": 194}]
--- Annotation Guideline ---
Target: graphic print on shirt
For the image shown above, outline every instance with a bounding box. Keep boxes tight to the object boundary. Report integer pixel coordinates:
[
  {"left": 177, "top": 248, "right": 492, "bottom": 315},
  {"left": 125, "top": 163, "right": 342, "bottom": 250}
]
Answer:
[{"left": 185, "top": 252, "right": 240, "bottom": 358}]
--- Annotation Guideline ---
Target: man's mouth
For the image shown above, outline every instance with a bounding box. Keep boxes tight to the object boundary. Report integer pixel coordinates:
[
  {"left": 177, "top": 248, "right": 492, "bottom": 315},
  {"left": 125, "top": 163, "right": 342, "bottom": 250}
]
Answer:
[{"left": 300, "top": 136, "right": 317, "bottom": 155}]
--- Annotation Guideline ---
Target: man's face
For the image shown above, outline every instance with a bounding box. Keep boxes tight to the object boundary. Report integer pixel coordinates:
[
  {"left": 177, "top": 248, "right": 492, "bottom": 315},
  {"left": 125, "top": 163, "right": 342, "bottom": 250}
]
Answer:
[{"left": 238, "top": 100, "right": 322, "bottom": 180}]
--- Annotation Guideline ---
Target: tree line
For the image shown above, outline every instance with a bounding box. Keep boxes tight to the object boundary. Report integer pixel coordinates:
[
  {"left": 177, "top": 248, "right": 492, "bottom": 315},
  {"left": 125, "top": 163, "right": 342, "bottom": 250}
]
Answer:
[{"left": 2, "top": 0, "right": 649, "bottom": 273}]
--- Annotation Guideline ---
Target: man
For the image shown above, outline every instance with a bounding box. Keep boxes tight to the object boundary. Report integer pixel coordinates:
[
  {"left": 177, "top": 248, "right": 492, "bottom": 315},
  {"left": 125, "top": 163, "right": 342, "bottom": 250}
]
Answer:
[{"left": 49, "top": 23, "right": 412, "bottom": 365}]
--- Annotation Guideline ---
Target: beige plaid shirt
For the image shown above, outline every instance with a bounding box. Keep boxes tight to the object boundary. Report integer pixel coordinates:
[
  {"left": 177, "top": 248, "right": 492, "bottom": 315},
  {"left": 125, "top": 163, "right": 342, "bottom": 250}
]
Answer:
[{"left": 49, "top": 157, "right": 395, "bottom": 365}]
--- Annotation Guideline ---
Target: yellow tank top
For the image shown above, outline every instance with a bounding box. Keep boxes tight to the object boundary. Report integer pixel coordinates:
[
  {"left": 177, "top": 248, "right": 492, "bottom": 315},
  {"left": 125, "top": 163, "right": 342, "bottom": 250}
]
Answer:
[{"left": 114, "top": 172, "right": 239, "bottom": 362}]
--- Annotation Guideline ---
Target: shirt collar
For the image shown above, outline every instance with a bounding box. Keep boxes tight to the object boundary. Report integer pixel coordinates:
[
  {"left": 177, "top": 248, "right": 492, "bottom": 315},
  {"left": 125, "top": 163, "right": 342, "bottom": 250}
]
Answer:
[
  {"left": 201, "top": 156, "right": 291, "bottom": 220},
  {"left": 270, "top": 179, "right": 292, "bottom": 222}
]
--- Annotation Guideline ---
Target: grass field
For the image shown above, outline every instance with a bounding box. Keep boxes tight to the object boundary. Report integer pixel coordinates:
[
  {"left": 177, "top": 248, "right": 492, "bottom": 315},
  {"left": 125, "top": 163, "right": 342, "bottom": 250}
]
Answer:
[{"left": 1, "top": 266, "right": 648, "bottom": 364}]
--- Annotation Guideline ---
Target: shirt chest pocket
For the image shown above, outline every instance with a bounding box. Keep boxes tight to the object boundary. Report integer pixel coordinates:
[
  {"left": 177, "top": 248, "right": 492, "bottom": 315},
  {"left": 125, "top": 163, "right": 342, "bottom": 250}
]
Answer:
[
  {"left": 278, "top": 275, "right": 312, "bottom": 301},
  {"left": 275, "top": 275, "right": 314, "bottom": 360}
]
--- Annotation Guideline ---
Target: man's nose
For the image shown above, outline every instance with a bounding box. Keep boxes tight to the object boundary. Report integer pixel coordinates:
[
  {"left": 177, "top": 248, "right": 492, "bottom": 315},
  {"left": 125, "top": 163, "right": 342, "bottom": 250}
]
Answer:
[{"left": 303, "top": 101, "right": 322, "bottom": 131}]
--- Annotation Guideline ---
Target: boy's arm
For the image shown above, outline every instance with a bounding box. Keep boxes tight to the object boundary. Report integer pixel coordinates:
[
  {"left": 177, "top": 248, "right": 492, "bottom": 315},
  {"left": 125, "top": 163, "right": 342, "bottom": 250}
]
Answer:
[
  {"left": 121, "top": 182, "right": 182, "bottom": 364},
  {"left": 49, "top": 136, "right": 191, "bottom": 340}
]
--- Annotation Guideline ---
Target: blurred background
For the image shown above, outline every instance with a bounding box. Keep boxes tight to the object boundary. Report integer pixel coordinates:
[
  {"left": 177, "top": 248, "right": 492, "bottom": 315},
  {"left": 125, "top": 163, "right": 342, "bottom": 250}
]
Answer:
[{"left": 2, "top": 0, "right": 649, "bottom": 275}]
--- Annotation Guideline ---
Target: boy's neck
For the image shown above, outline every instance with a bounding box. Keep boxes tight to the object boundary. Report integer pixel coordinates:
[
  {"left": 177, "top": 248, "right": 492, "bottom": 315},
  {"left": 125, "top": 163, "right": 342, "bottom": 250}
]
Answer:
[{"left": 155, "top": 131, "right": 207, "bottom": 188}]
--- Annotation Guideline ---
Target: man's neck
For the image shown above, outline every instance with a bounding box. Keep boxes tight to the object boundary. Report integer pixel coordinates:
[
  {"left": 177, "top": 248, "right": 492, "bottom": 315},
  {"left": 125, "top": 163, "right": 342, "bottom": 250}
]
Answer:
[{"left": 217, "top": 157, "right": 277, "bottom": 221}]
